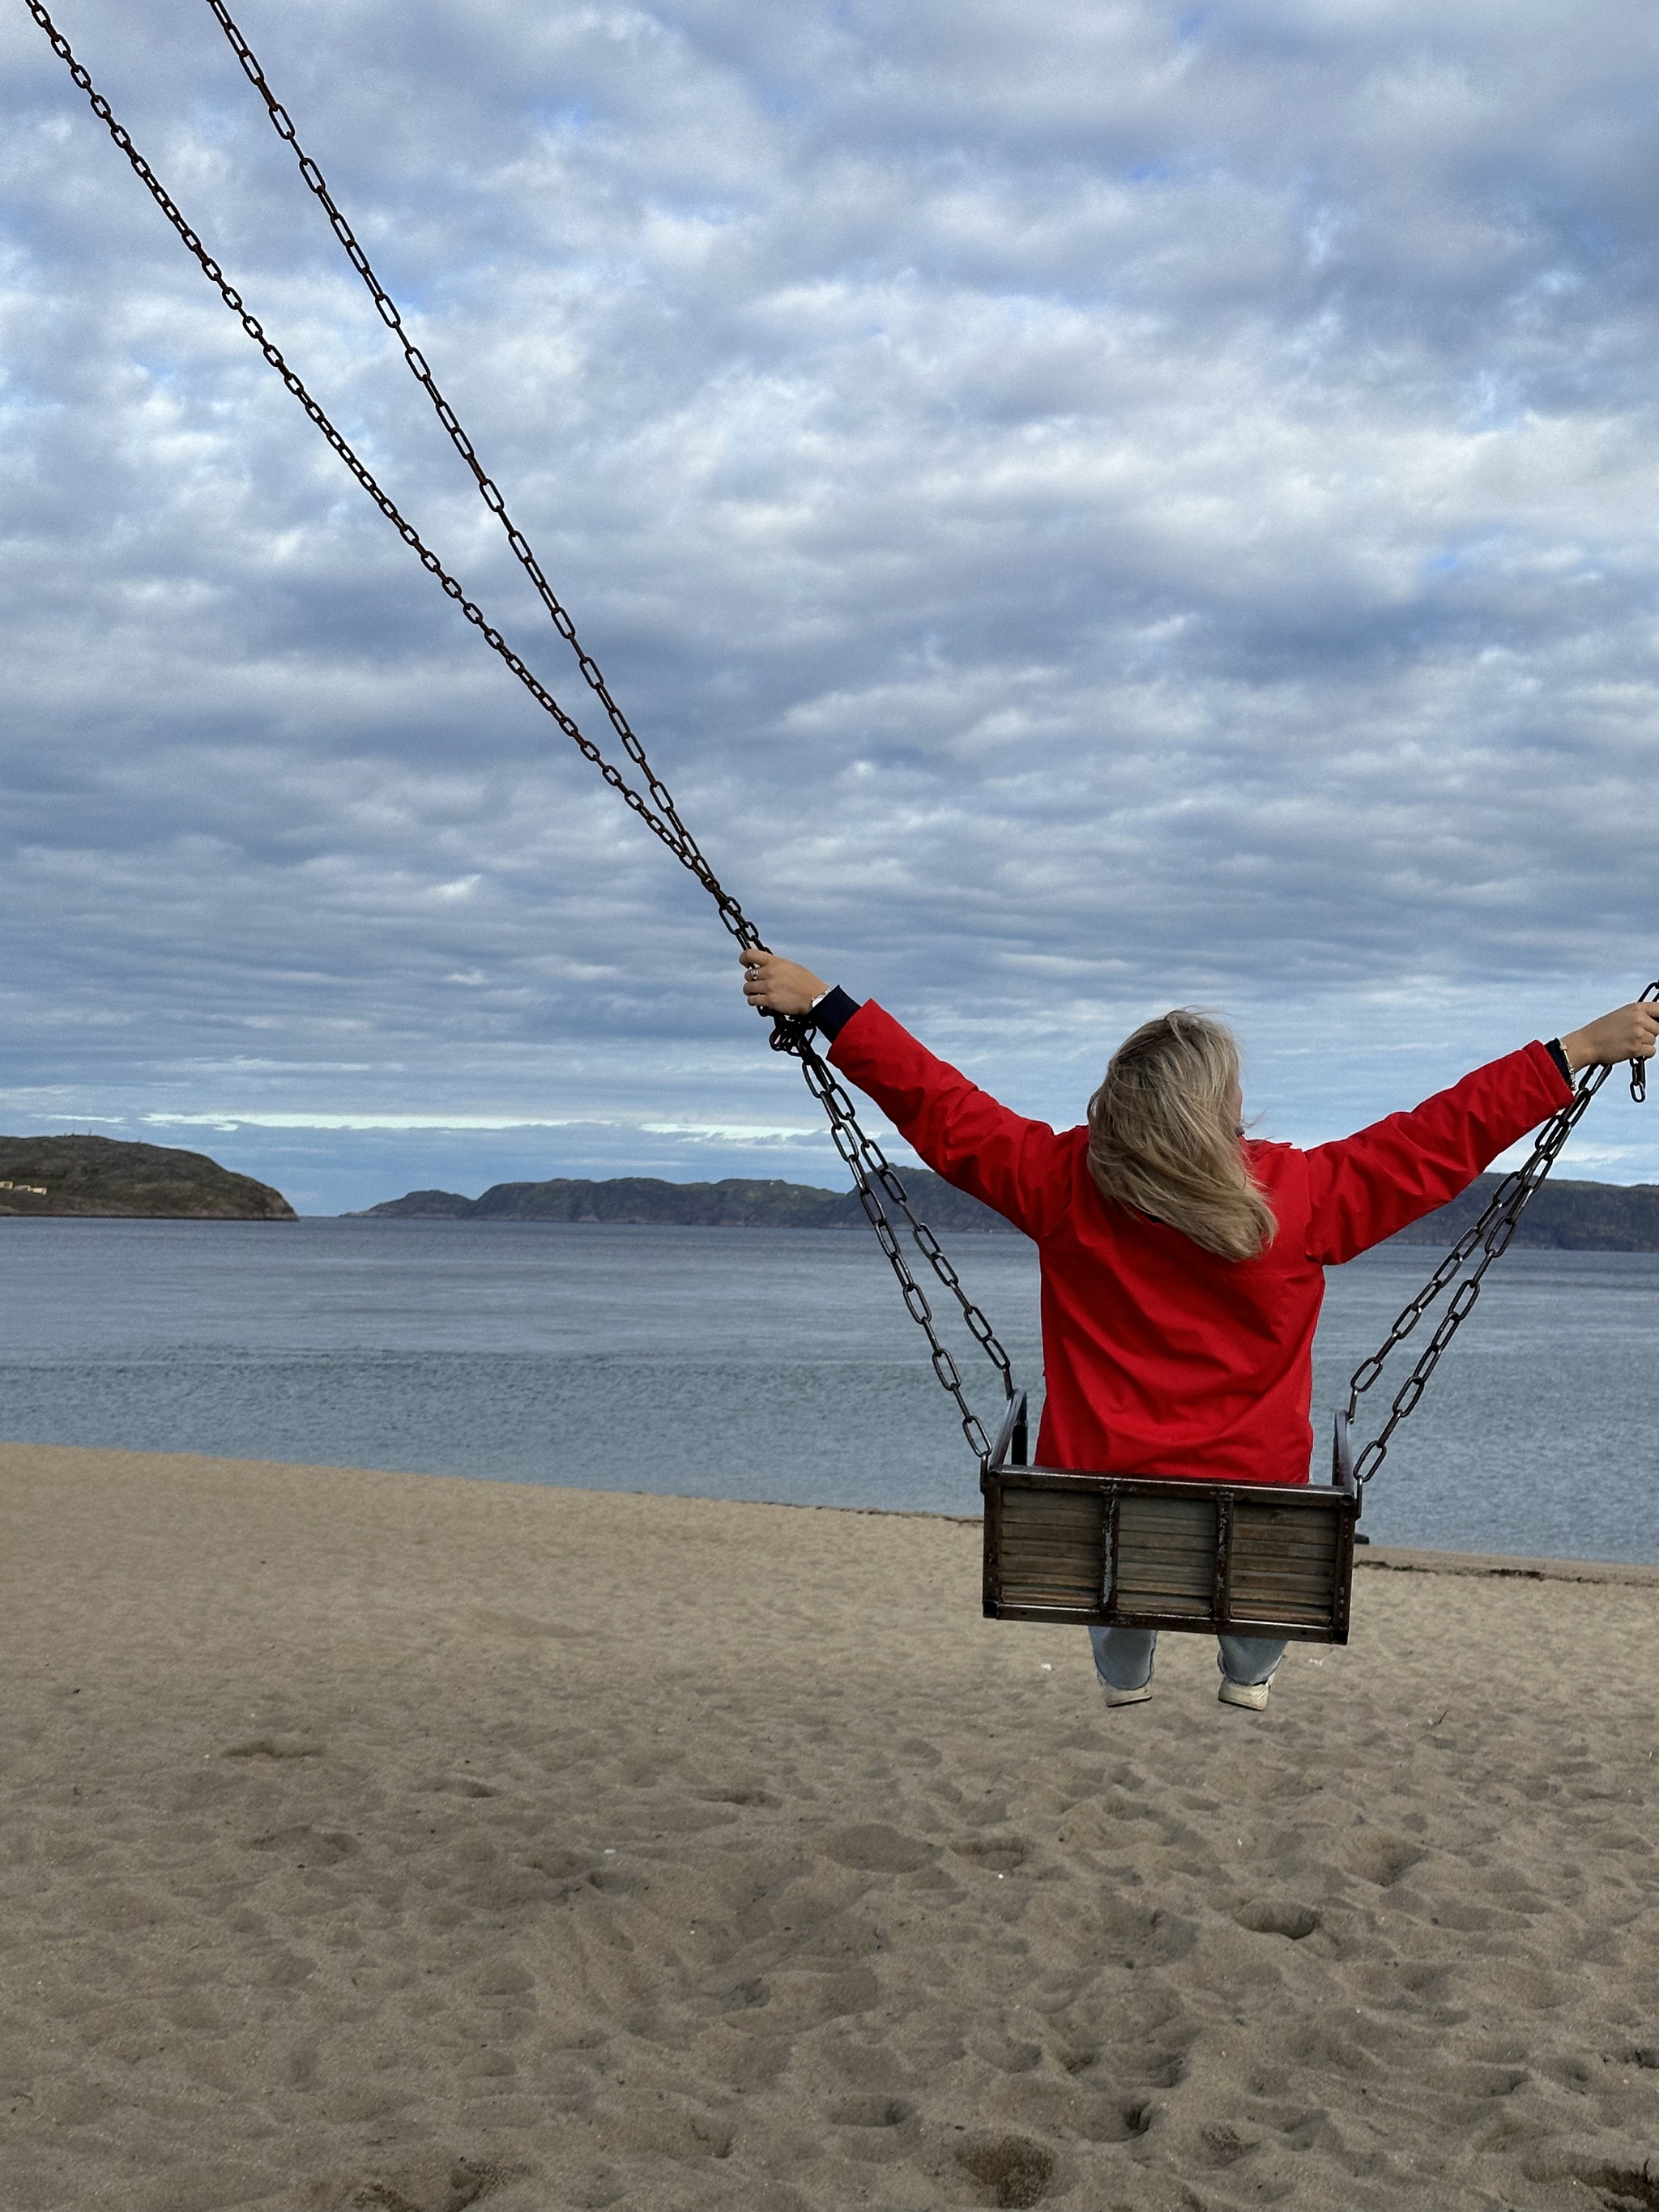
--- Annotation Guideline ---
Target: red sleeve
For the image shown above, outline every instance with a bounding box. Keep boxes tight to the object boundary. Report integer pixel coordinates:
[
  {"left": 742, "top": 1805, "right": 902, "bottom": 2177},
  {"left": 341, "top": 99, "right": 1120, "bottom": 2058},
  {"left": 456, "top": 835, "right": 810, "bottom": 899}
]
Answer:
[
  {"left": 827, "top": 1002, "right": 1073, "bottom": 1240},
  {"left": 1304, "top": 1041, "right": 1572, "bottom": 1264}
]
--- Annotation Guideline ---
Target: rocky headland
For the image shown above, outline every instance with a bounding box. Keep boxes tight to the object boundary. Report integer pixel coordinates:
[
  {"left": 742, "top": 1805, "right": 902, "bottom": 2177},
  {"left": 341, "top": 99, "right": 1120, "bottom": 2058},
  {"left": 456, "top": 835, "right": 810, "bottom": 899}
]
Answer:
[
  {"left": 0, "top": 1136, "right": 296, "bottom": 1220},
  {"left": 350, "top": 1169, "right": 1009, "bottom": 1231},
  {"left": 350, "top": 1168, "right": 1659, "bottom": 1249}
]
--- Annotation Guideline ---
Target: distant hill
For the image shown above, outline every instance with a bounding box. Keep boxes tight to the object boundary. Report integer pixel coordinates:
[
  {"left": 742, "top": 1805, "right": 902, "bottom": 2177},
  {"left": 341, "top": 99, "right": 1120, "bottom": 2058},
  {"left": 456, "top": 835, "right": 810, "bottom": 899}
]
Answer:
[
  {"left": 349, "top": 1169, "right": 1015, "bottom": 1233},
  {"left": 1385, "top": 1171, "right": 1659, "bottom": 1254},
  {"left": 352, "top": 1166, "right": 1659, "bottom": 1251},
  {"left": 0, "top": 1135, "right": 295, "bottom": 1220},
  {"left": 364, "top": 1187, "right": 475, "bottom": 1219}
]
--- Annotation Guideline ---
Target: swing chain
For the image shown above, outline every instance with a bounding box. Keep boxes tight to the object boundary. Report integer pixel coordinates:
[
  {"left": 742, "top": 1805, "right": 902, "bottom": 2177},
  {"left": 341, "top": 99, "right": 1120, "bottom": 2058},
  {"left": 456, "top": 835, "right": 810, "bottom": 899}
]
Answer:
[
  {"left": 791, "top": 1028, "right": 1016, "bottom": 1468},
  {"left": 19, "top": 5, "right": 736, "bottom": 891},
  {"left": 28, "top": 0, "right": 1018, "bottom": 1466},
  {"left": 1346, "top": 979, "right": 1659, "bottom": 1485},
  {"left": 198, "top": 0, "right": 705, "bottom": 874}
]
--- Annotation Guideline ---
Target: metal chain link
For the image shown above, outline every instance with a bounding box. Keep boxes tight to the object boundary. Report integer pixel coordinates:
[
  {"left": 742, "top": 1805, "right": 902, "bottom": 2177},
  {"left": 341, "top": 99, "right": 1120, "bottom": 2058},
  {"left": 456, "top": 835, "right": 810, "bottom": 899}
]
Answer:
[
  {"left": 795, "top": 1031, "right": 1016, "bottom": 1464},
  {"left": 26, "top": 0, "right": 1019, "bottom": 1462},
  {"left": 200, "top": 0, "right": 703, "bottom": 867},
  {"left": 19, "top": 3, "right": 752, "bottom": 911},
  {"left": 1346, "top": 980, "right": 1659, "bottom": 1485}
]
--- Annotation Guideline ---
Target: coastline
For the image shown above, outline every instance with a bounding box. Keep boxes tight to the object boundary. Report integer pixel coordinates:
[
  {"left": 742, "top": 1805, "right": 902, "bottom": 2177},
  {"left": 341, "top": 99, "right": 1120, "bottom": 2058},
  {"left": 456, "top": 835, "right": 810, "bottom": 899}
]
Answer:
[
  {"left": 4, "top": 1440, "right": 1657, "bottom": 2211},
  {"left": 1354, "top": 1545, "right": 1659, "bottom": 1586}
]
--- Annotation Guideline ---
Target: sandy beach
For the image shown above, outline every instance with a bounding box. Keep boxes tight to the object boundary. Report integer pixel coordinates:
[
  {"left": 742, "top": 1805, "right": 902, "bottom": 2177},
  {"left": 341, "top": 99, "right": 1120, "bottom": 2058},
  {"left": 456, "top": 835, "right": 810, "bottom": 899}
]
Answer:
[{"left": 2, "top": 1443, "right": 1657, "bottom": 2212}]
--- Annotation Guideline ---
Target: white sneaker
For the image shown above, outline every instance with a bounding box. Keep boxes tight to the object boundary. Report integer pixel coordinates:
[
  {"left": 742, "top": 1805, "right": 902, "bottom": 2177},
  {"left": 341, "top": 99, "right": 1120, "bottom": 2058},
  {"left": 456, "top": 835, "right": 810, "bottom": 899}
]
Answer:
[
  {"left": 1218, "top": 1677, "right": 1272, "bottom": 1710},
  {"left": 1100, "top": 1681, "right": 1153, "bottom": 1707}
]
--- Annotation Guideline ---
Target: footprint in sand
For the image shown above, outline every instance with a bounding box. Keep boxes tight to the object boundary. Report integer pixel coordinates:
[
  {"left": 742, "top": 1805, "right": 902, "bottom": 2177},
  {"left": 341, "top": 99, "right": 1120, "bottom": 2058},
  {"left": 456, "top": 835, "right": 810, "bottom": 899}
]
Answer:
[
  {"left": 829, "top": 2094, "right": 912, "bottom": 2127},
  {"left": 249, "top": 1823, "right": 357, "bottom": 1865},
  {"left": 957, "top": 2133, "right": 1056, "bottom": 2209},
  {"left": 619, "top": 2108, "right": 735, "bottom": 2162},
  {"left": 1068, "top": 2095, "right": 1159, "bottom": 2145},
  {"left": 1340, "top": 1832, "right": 1425, "bottom": 1887},
  {"left": 950, "top": 1835, "right": 1031, "bottom": 1875},
  {"left": 313, "top": 2152, "right": 517, "bottom": 2210},
  {"left": 1124, "top": 2049, "right": 1188, "bottom": 2091},
  {"left": 970, "top": 2032, "right": 1042, "bottom": 2074},
  {"left": 1522, "top": 2142, "right": 1659, "bottom": 2210},
  {"left": 823, "top": 1822, "right": 936, "bottom": 1873},
  {"left": 1197, "top": 2120, "right": 1258, "bottom": 2169},
  {"left": 708, "top": 1975, "right": 768, "bottom": 2014},
  {"left": 1232, "top": 1899, "right": 1320, "bottom": 1940}
]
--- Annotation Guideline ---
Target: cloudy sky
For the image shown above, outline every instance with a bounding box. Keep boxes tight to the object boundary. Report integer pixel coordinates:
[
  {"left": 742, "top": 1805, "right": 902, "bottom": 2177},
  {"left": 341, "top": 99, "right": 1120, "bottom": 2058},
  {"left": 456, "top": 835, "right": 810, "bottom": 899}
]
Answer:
[{"left": 4, "top": 0, "right": 1657, "bottom": 1214}]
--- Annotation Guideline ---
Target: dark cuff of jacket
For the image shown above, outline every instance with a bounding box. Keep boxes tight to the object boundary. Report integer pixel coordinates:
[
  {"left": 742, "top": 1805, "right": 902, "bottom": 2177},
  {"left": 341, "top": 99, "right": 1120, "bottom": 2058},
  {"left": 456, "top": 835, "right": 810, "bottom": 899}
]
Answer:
[
  {"left": 1545, "top": 1038, "right": 1573, "bottom": 1086},
  {"left": 810, "top": 986, "right": 863, "bottom": 1042}
]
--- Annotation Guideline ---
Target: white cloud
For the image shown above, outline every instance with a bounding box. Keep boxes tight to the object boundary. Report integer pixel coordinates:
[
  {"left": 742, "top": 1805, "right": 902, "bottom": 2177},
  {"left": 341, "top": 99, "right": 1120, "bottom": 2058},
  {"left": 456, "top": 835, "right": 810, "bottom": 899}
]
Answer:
[
  {"left": 2, "top": 0, "right": 1656, "bottom": 1208},
  {"left": 143, "top": 1111, "right": 590, "bottom": 1132}
]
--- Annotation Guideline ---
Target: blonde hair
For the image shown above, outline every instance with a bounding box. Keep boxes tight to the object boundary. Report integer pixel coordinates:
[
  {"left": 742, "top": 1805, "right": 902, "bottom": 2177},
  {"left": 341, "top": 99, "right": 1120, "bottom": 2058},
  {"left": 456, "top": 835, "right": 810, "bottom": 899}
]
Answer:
[{"left": 1087, "top": 1009, "right": 1276, "bottom": 1261}]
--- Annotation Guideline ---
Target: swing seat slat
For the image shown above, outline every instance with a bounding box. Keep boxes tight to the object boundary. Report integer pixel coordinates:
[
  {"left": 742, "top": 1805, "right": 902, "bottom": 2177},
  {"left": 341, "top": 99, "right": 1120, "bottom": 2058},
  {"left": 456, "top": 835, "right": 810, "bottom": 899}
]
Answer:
[{"left": 981, "top": 1396, "right": 1360, "bottom": 1644}]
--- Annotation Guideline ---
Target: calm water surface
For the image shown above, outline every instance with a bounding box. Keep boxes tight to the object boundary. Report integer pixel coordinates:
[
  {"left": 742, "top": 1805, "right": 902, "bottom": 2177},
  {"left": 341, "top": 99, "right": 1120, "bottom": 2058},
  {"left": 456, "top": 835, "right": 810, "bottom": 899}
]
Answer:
[{"left": 0, "top": 1218, "right": 1653, "bottom": 1561}]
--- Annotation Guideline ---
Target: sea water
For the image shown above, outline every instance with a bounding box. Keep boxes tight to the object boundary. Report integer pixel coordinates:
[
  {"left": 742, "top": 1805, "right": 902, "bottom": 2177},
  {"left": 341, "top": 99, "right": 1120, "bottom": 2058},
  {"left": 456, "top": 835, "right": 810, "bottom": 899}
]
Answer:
[{"left": 0, "top": 1217, "right": 1653, "bottom": 1562}]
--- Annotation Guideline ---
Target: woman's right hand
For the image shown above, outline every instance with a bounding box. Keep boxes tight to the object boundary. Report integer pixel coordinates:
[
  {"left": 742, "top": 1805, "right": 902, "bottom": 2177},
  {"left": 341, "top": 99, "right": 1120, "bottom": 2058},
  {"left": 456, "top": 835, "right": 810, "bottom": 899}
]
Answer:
[
  {"left": 740, "top": 949, "right": 828, "bottom": 1017},
  {"left": 1559, "top": 1003, "right": 1659, "bottom": 1072}
]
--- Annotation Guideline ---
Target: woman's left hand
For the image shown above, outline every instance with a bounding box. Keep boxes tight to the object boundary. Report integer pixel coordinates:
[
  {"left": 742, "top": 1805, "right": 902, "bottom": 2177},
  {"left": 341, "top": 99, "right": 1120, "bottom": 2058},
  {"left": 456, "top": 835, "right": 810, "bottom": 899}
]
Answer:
[
  {"left": 1559, "top": 1003, "right": 1659, "bottom": 1072},
  {"left": 740, "top": 949, "right": 827, "bottom": 1016}
]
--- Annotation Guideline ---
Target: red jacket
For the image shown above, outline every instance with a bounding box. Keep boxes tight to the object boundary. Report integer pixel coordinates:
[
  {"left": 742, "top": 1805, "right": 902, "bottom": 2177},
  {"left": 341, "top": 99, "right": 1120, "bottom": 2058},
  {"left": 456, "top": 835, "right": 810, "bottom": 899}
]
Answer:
[{"left": 829, "top": 1004, "right": 1572, "bottom": 1485}]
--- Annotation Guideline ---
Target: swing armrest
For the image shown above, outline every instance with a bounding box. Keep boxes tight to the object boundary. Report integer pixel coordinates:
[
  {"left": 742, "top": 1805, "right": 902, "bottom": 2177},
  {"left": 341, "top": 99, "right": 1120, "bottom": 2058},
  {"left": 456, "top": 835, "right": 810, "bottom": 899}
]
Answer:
[
  {"left": 1331, "top": 1409, "right": 1357, "bottom": 1497},
  {"left": 989, "top": 1390, "right": 1030, "bottom": 1472}
]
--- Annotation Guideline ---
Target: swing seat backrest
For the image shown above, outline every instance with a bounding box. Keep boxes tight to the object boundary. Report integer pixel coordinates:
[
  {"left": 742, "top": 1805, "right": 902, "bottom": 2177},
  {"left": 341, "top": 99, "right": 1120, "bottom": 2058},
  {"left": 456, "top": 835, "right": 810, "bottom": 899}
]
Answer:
[{"left": 980, "top": 1395, "right": 1360, "bottom": 1644}]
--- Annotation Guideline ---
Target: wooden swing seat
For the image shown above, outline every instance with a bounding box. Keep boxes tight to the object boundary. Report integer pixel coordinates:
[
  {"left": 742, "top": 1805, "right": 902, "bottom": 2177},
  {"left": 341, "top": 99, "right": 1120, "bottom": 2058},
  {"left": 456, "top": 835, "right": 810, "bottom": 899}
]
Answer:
[{"left": 981, "top": 1394, "right": 1361, "bottom": 1644}]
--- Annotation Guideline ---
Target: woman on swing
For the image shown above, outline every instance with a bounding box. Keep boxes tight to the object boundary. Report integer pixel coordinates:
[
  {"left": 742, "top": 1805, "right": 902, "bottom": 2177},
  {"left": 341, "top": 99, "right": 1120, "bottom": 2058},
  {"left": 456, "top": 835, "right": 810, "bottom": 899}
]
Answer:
[{"left": 740, "top": 952, "right": 1659, "bottom": 1711}]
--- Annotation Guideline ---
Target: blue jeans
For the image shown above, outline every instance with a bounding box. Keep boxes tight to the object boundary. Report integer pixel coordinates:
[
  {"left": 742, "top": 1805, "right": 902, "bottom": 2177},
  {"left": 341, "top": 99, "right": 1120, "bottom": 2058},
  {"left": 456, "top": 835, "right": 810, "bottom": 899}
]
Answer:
[{"left": 1090, "top": 1626, "right": 1287, "bottom": 1692}]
